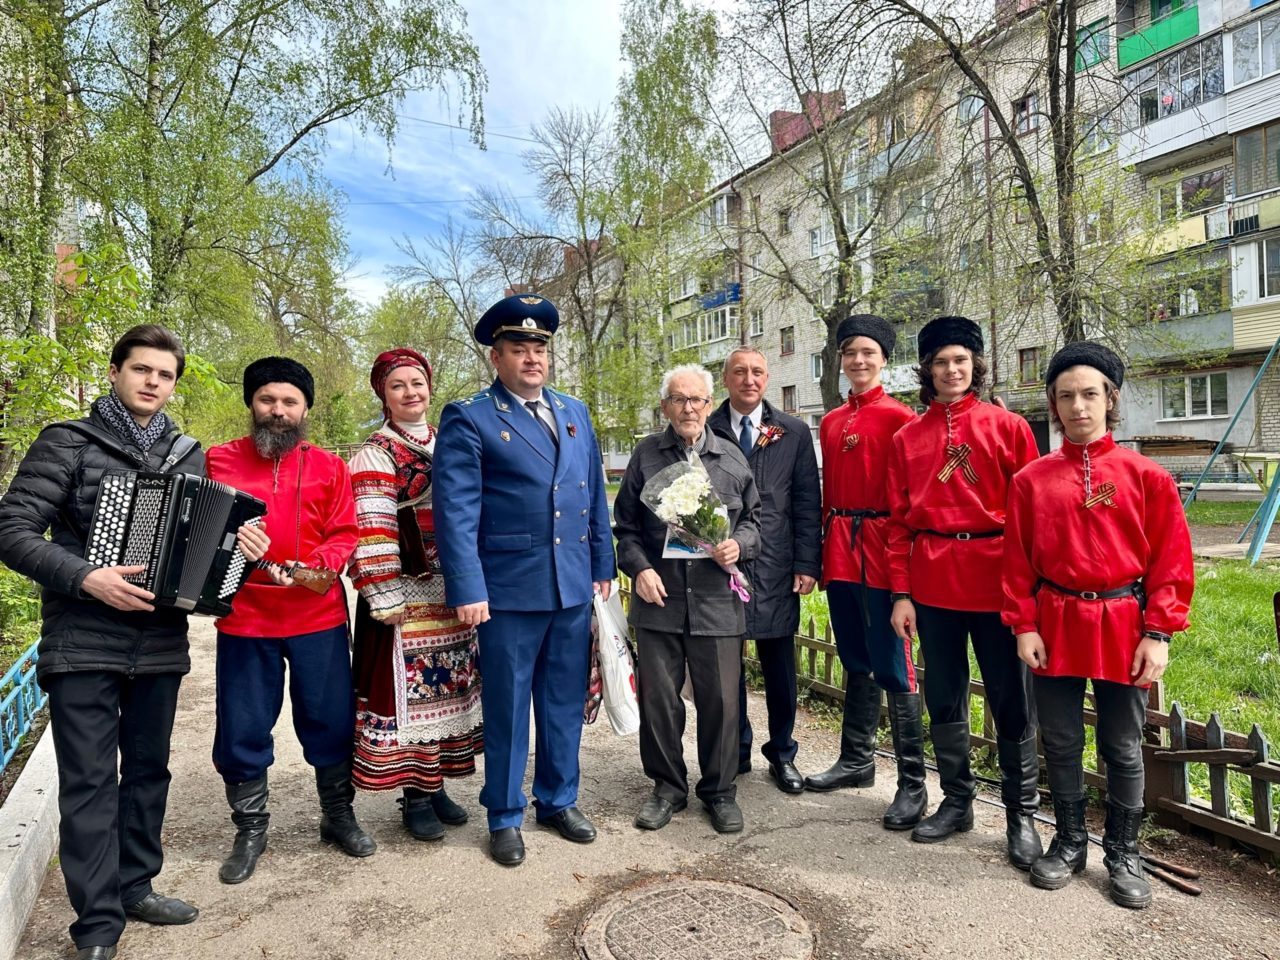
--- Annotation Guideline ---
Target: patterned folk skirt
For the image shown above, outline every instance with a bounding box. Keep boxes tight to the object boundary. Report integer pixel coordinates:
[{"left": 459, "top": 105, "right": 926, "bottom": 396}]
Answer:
[{"left": 351, "top": 575, "right": 483, "bottom": 792}]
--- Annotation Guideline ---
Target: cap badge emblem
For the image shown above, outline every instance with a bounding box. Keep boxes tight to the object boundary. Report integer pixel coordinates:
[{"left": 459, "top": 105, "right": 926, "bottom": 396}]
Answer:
[
  {"left": 522, "top": 318, "right": 537, "bottom": 329},
  {"left": 519, "top": 296, "right": 543, "bottom": 305}
]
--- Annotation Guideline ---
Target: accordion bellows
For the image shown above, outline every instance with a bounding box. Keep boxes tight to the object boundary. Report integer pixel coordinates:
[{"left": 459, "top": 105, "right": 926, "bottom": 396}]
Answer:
[{"left": 86, "top": 470, "right": 267, "bottom": 617}]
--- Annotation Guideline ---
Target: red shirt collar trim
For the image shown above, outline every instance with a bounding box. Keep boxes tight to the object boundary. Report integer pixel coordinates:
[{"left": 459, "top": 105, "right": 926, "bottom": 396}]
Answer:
[
  {"left": 928, "top": 391, "right": 979, "bottom": 418},
  {"left": 847, "top": 384, "right": 886, "bottom": 409},
  {"left": 1060, "top": 432, "right": 1116, "bottom": 461}
]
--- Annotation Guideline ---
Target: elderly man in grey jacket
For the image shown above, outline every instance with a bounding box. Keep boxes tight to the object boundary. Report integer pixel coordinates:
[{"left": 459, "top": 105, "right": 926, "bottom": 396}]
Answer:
[{"left": 614, "top": 364, "right": 762, "bottom": 834}]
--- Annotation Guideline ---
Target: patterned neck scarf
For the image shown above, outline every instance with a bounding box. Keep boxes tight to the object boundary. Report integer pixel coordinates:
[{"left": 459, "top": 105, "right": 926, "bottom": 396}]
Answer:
[{"left": 94, "top": 390, "right": 171, "bottom": 453}]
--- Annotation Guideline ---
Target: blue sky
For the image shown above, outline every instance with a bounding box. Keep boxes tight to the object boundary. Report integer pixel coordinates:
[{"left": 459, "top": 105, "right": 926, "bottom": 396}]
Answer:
[{"left": 322, "top": 0, "right": 624, "bottom": 305}]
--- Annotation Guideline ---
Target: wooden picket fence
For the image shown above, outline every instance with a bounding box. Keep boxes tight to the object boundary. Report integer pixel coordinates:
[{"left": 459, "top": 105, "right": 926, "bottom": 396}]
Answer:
[{"left": 745, "top": 617, "right": 1280, "bottom": 864}]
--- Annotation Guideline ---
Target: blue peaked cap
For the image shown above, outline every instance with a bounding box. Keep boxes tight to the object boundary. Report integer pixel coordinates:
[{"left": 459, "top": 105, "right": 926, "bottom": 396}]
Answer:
[{"left": 474, "top": 293, "right": 560, "bottom": 345}]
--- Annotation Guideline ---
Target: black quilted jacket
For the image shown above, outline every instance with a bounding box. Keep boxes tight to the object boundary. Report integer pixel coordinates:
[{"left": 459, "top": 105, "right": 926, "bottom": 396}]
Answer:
[{"left": 0, "top": 408, "right": 204, "bottom": 682}]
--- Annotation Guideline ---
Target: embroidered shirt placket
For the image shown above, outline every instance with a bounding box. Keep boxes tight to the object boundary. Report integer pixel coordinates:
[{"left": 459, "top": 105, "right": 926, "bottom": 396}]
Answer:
[{"left": 1082, "top": 445, "right": 1093, "bottom": 500}]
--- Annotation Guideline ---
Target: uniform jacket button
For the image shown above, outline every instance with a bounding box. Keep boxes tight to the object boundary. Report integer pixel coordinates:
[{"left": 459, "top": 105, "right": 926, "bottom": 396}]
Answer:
[
  {"left": 555, "top": 511, "right": 561, "bottom": 518},
  {"left": 554, "top": 537, "right": 561, "bottom": 545}
]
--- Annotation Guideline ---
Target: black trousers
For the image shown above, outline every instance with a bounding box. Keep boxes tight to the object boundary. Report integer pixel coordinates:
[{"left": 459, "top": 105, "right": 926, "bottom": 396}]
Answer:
[
  {"left": 45, "top": 670, "right": 183, "bottom": 949},
  {"left": 828, "top": 582, "right": 917, "bottom": 693},
  {"left": 635, "top": 626, "right": 740, "bottom": 804},
  {"left": 1034, "top": 674, "right": 1148, "bottom": 810},
  {"left": 738, "top": 635, "right": 798, "bottom": 766},
  {"left": 915, "top": 604, "right": 1033, "bottom": 741}
]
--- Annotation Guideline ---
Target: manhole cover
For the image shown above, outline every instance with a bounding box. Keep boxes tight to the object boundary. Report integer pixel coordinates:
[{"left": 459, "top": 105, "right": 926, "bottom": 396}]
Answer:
[{"left": 576, "top": 877, "right": 814, "bottom": 960}]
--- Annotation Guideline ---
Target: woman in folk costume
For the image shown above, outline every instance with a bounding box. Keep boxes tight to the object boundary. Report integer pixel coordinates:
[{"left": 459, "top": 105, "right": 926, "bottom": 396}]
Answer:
[
  {"left": 808, "top": 314, "right": 927, "bottom": 831},
  {"left": 348, "top": 348, "right": 483, "bottom": 840},
  {"left": 1003, "top": 343, "right": 1193, "bottom": 909},
  {"left": 886, "top": 315, "right": 1042, "bottom": 870}
]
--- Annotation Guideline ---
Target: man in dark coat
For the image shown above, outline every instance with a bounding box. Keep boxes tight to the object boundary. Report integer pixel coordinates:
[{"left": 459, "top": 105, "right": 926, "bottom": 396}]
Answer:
[
  {"left": 0, "top": 325, "right": 267, "bottom": 960},
  {"left": 707, "top": 347, "right": 821, "bottom": 793},
  {"left": 615, "top": 364, "right": 762, "bottom": 834}
]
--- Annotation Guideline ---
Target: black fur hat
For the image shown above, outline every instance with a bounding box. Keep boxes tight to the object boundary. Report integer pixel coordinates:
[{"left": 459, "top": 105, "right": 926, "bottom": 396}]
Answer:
[
  {"left": 243, "top": 356, "right": 315, "bottom": 408},
  {"left": 917, "top": 315, "right": 984, "bottom": 361},
  {"left": 1045, "top": 341, "right": 1125, "bottom": 389},
  {"left": 836, "top": 313, "right": 896, "bottom": 358}
]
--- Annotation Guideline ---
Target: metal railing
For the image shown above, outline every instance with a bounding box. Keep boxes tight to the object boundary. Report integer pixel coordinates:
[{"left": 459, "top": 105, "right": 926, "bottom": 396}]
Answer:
[{"left": 0, "top": 641, "right": 46, "bottom": 775}]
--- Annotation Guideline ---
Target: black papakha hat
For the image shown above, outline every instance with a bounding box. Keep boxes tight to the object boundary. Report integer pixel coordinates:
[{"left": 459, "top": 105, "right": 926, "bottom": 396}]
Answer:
[
  {"left": 917, "top": 315, "right": 984, "bottom": 361},
  {"left": 836, "top": 313, "right": 896, "bottom": 358},
  {"left": 1045, "top": 341, "right": 1125, "bottom": 389},
  {"left": 243, "top": 356, "right": 315, "bottom": 408},
  {"left": 474, "top": 293, "right": 560, "bottom": 345}
]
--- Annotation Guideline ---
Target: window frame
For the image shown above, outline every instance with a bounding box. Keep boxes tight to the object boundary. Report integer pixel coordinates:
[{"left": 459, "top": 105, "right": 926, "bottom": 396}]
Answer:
[
  {"left": 1159, "top": 371, "right": 1230, "bottom": 420},
  {"left": 1076, "top": 18, "right": 1111, "bottom": 71},
  {"left": 1017, "top": 347, "right": 1041, "bottom": 385},
  {"left": 780, "top": 325, "right": 796, "bottom": 356},
  {"left": 781, "top": 384, "right": 798, "bottom": 413},
  {"left": 810, "top": 352, "right": 824, "bottom": 381},
  {"left": 1013, "top": 91, "right": 1039, "bottom": 135}
]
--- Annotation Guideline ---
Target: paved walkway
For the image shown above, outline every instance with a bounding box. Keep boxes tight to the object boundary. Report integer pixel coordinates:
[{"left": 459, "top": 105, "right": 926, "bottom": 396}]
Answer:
[{"left": 16, "top": 613, "right": 1280, "bottom": 960}]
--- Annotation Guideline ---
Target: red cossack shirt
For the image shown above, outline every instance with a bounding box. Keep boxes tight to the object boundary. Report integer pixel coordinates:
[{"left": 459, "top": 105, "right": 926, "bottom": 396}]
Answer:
[
  {"left": 205, "top": 438, "right": 357, "bottom": 637},
  {"left": 820, "top": 386, "right": 916, "bottom": 590},
  {"left": 1002, "top": 433, "right": 1194, "bottom": 686},
  {"left": 887, "top": 392, "right": 1039, "bottom": 612}
]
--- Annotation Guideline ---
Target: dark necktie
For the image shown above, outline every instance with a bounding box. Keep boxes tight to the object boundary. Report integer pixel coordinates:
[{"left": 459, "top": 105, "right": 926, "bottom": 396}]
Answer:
[
  {"left": 739, "top": 416, "right": 754, "bottom": 456},
  {"left": 526, "top": 400, "right": 558, "bottom": 447}
]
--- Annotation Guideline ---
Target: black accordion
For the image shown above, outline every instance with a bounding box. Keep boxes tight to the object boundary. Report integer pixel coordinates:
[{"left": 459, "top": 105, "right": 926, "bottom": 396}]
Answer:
[{"left": 85, "top": 470, "right": 267, "bottom": 617}]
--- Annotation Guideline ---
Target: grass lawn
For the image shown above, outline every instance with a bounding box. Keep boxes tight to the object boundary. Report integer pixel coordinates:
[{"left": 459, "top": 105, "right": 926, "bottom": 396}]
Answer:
[{"left": 1184, "top": 499, "right": 1267, "bottom": 526}]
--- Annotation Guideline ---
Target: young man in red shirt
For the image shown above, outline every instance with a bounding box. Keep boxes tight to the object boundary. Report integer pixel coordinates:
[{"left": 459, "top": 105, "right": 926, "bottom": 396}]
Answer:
[
  {"left": 205, "top": 357, "right": 373, "bottom": 885},
  {"left": 887, "top": 316, "right": 1042, "bottom": 869},
  {"left": 1003, "top": 342, "right": 1193, "bottom": 908},
  {"left": 808, "top": 314, "right": 925, "bottom": 830}
]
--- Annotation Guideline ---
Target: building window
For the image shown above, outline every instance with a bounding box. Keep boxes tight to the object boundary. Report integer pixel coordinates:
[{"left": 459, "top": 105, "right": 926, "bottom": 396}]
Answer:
[
  {"left": 778, "top": 207, "right": 792, "bottom": 236},
  {"left": 749, "top": 308, "right": 764, "bottom": 337},
  {"left": 1124, "top": 35, "right": 1224, "bottom": 128},
  {"left": 1258, "top": 237, "right": 1280, "bottom": 297},
  {"left": 957, "top": 89, "right": 984, "bottom": 124},
  {"left": 1082, "top": 203, "right": 1114, "bottom": 245},
  {"left": 782, "top": 385, "right": 797, "bottom": 412},
  {"left": 1235, "top": 122, "right": 1280, "bottom": 196},
  {"left": 1013, "top": 92, "right": 1039, "bottom": 134},
  {"left": 1182, "top": 169, "right": 1226, "bottom": 212},
  {"left": 780, "top": 325, "right": 795, "bottom": 356},
  {"left": 1076, "top": 18, "right": 1110, "bottom": 70},
  {"left": 1147, "top": 250, "right": 1229, "bottom": 319},
  {"left": 749, "top": 252, "right": 762, "bottom": 279},
  {"left": 1018, "top": 347, "right": 1041, "bottom": 384},
  {"left": 808, "top": 413, "right": 823, "bottom": 442},
  {"left": 1161, "top": 372, "right": 1229, "bottom": 419},
  {"left": 811, "top": 353, "right": 824, "bottom": 381},
  {"left": 1231, "top": 8, "right": 1280, "bottom": 87},
  {"left": 1078, "top": 114, "right": 1117, "bottom": 156},
  {"left": 809, "top": 227, "right": 822, "bottom": 257},
  {"left": 1017, "top": 266, "right": 1038, "bottom": 304}
]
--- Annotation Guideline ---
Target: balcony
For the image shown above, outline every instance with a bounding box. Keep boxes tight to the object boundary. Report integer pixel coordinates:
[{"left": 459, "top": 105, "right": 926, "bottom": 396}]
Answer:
[
  {"left": 1153, "top": 203, "right": 1229, "bottom": 253},
  {"left": 1229, "top": 187, "right": 1280, "bottom": 238},
  {"left": 863, "top": 131, "right": 936, "bottom": 181},
  {"left": 698, "top": 282, "right": 741, "bottom": 311},
  {"left": 1128, "top": 310, "right": 1233, "bottom": 361},
  {"left": 1117, "top": 5, "right": 1200, "bottom": 69},
  {"left": 1116, "top": 95, "right": 1227, "bottom": 168}
]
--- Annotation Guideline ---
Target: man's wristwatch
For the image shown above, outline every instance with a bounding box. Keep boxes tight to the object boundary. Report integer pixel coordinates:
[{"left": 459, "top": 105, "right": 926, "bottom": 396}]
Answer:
[
  {"left": 1143, "top": 630, "right": 1171, "bottom": 643},
  {"left": 891, "top": 592, "right": 911, "bottom": 604}
]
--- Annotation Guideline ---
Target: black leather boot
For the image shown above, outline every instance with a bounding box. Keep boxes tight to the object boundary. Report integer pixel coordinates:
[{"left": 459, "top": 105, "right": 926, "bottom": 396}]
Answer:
[
  {"left": 1103, "top": 803, "right": 1152, "bottom": 909},
  {"left": 803, "top": 674, "right": 880, "bottom": 791},
  {"left": 1030, "top": 796, "right": 1088, "bottom": 890},
  {"left": 911, "top": 721, "right": 975, "bottom": 842},
  {"left": 430, "top": 788, "right": 469, "bottom": 825},
  {"left": 998, "top": 735, "right": 1044, "bottom": 870},
  {"left": 399, "top": 787, "right": 445, "bottom": 841},
  {"left": 219, "top": 776, "right": 269, "bottom": 884},
  {"left": 882, "top": 692, "right": 928, "bottom": 830},
  {"left": 315, "top": 760, "right": 377, "bottom": 857}
]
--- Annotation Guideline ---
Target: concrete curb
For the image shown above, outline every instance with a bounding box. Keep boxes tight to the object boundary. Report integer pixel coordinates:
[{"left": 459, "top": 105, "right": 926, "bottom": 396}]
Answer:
[{"left": 0, "top": 726, "right": 59, "bottom": 960}]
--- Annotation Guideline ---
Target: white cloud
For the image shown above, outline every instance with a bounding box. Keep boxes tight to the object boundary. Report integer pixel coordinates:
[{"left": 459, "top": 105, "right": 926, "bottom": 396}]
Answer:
[{"left": 320, "top": 0, "right": 624, "bottom": 306}]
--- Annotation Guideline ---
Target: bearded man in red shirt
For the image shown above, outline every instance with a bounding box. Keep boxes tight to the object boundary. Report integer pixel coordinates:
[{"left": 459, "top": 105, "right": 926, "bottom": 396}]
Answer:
[
  {"left": 887, "top": 316, "right": 1042, "bottom": 871},
  {"left": 205, "top": 357, "right": 374, "bottom": 885},
  {"left": 808, "top": 314, "right": 925, "bottom": 831},
  {"left": 1004, "top": 342, "right": 1193, "bottom": 909}
]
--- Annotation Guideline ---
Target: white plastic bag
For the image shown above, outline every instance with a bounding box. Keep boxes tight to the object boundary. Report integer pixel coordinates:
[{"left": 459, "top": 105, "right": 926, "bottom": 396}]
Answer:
[{"left": 593, "top": 586, "right": 640, "bottom": 736}]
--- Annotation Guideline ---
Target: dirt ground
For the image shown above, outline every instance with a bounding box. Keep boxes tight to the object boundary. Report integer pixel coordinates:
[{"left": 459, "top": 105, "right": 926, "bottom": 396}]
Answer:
[{"left": 14, "top": 607, "right": 1280, "bottom": 960}]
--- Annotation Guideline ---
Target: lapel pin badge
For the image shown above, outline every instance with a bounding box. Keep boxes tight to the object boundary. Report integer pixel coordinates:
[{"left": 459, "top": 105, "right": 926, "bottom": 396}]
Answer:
[
  {"left": 567, "top": 423, "right": 577, "bottom": 438},
  {"left": 500, "top": 430, "right": 510, "bottom": 442}
]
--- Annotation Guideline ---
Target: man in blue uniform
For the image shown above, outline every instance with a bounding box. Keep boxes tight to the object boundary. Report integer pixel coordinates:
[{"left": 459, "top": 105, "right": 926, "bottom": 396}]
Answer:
[{"left": 434, "top": 293, "right": 616, "bottom": 866}]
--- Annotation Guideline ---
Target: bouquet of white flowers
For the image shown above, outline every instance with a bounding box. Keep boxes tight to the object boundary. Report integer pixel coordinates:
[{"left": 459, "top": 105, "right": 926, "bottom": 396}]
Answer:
[{"left": 639, "top": 453, "right": 750, "bottom": 601}]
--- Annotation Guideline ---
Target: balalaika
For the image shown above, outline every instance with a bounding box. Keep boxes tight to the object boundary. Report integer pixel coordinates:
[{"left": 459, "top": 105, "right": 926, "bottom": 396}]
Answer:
[{"left": 85, "top": 470, "right": 267, "bottom": 617}]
